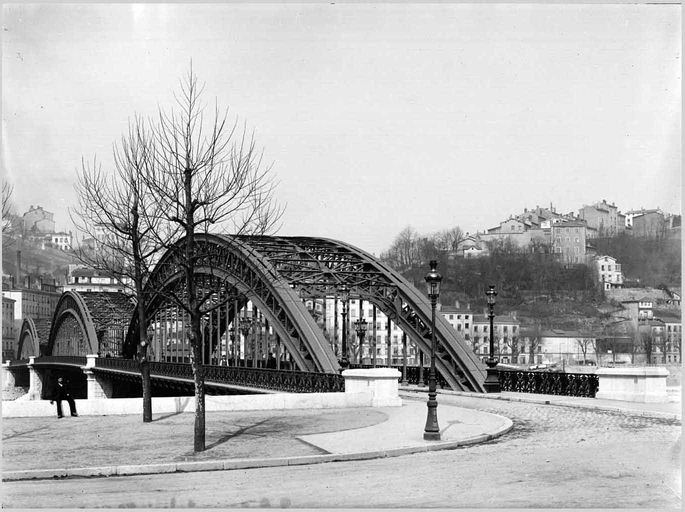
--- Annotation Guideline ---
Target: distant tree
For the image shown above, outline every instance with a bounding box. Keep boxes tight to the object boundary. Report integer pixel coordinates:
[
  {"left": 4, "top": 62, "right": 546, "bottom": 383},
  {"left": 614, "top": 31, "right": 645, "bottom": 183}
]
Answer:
[
  {"left": 527, "top": 320, "right": 544, "bottom": 365},
  {"left": 2, "top": 181, "right": 14, "bottom": 233},
  {"left": 381, "top": 226, "right": 420, "bottom": 269},
  {"left": 141, "top": 67, "right": 283, "bottom": 452},
  {"left": 434, "top": 226, "right": 465, "bottom": 254}
]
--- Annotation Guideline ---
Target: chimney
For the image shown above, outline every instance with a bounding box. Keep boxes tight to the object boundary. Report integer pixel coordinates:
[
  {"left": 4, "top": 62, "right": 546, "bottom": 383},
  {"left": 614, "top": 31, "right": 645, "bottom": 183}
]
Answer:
[
  {"left": 466, "top": 302, "right": 471, "bottom": 310},
  {"left": 15, "top": 250, "right": 21, "bottom": 287},
  {"left": 455, "top": 300, "right": 460, "bottom": 309}
]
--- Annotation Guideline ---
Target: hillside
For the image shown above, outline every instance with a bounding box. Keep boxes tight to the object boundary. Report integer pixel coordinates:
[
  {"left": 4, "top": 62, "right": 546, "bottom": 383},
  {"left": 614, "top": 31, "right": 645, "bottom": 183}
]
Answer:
[{"left": 2, "top": 235, "right": 78, "bottom": 283}]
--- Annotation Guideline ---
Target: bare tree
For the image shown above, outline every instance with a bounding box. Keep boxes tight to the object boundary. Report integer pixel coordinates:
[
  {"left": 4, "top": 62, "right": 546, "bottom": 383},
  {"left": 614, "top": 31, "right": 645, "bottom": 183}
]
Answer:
[
  {"left": 434, "top": 226, "right": 464, "bottom": 254},
  {"left": 71, "top": 116, "right": 164, "bottom": 422},
  {"left": 2, "top": 181, "right": 14, "bottom": 233},
  {"left": 143, "top": 68, "right": 283, "bottom": 452}
]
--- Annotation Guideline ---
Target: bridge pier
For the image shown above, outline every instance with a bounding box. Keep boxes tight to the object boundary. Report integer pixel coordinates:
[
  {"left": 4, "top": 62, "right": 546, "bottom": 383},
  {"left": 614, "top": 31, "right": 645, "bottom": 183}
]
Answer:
[
  {"left": 2, "top": 361, "right": 17, "bottom": 390},
  {"left": 84, "top": 355, "right": 114, "bottom": 399},
  {"left": 27, "top": 357, "right": 44, "bottom": 400}
]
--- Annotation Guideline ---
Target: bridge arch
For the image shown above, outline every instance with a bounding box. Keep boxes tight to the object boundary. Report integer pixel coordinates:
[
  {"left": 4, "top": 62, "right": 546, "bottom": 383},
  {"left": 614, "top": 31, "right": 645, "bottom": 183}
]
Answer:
[
  {"left": 17, "top": 317, "right": 40, "bottom": 359},
  {"left": 47, "top": 291, "right": 134, "bottom": 357},
  {"left": 127, "top": 234, "right": 486, "bottom": 391}
]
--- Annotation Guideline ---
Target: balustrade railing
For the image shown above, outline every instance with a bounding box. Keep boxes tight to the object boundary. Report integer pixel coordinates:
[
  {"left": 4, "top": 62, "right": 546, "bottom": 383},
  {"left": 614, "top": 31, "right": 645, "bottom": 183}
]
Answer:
[
  {"left": 96, "top": 357, "right": 141, "bottom": 372},
  {"left": 34, "top": 356, "right": 88, "bottom": 366},
  {"left": 499, "top": 370, "right": 599, "bottom": 398},
  {"left": 202, "top": 365, "right": 344, "bottom": 393},
  {"left": 92, "top": 359, "right": 344, "bottom": 393},
  {"left": 7, "top": 358, "right": 30, "bottom": 367}
]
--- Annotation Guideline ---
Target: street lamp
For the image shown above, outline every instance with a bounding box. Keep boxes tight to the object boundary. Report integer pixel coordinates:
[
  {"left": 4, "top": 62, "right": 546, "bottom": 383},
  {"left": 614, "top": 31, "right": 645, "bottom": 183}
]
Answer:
[
  {"left": 354, "top": 315, "right": 368, "bottom": 365},
  {"left": 484, "top": 284, "right": 500, "bottom": 392},
  {"left": 423, "top": 259, "right": 442, "bottom": 441},
  {"left": 239, "top": 317, "right": 252, "bottom": 367},
  {"left": 339, "top": 284, "right": 350, "bottom": 369}
]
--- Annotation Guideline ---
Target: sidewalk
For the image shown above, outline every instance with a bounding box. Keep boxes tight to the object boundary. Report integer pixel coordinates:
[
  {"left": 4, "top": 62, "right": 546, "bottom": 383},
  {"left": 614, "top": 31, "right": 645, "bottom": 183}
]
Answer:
[
  {"left": 1, "top": 399, "right": 512, "bottom": 482},
  {"left": 400, "top": 385, "right": 682, "bottom": 420}
]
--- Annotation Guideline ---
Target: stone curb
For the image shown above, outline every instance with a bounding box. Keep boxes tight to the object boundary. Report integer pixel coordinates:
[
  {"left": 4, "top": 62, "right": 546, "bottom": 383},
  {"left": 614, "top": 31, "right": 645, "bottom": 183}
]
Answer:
[
  {"left": 1, "top": 416, "right": 513, "bottom": 482},
  {"left": 400, "top": 388, "right": 682, "bottom": 421}
]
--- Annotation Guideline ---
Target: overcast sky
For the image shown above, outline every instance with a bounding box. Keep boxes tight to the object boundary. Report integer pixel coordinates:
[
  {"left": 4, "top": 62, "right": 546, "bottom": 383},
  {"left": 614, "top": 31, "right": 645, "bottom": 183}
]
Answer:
[{"left": 2, "top": 2, "right": 681, "bottom": 256}]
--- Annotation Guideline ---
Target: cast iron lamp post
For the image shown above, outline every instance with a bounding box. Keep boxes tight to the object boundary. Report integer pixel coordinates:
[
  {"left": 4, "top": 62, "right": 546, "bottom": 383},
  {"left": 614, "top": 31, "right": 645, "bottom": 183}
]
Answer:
[
  {"left": 339, "top": 285, "right": 350, "bottom": 369},
  {"left": 239, "top": 317, "right": 252, "bottom": 367},
  {"left": 354, "top": 315, "right": 368, "bottom": 365},
  {"left": 484, "top": 284, "right": 501, "bottom": 392},
  {"left": 423, "top": 259, "right": 442, "bottom": 441}
]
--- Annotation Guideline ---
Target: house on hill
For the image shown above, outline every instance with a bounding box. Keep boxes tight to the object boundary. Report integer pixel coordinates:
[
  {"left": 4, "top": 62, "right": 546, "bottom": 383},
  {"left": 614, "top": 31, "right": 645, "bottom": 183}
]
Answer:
[
  {"left": 594, "top": 255, "right": 624, "bottom": 290},
  {"left": 578, "top": 200, "right": 626, "bottom": 238}
]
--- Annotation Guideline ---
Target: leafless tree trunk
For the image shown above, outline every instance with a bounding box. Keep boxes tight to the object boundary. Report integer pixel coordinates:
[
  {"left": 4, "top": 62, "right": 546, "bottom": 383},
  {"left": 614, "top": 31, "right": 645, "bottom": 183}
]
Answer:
[
  {"left": 2, "top": 181, "right": 14, "bottom": 233},
  {"left": 143, "top": 67, "right": 283, "bottom": 452},
  {"left": 71, "top": 116, "right": 163, "bottom": 423}
]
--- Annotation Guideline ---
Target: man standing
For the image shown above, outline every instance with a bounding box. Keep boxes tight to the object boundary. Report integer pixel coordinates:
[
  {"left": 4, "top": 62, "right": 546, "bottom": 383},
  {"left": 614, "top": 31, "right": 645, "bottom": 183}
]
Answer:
[{"left": 50, "top": 377, "right": 78, "bottom": 418}]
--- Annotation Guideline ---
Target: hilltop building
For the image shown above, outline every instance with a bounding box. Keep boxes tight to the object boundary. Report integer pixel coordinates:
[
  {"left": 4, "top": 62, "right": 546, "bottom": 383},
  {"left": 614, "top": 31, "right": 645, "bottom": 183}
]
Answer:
[
  {"left": 22, "top": 205, "right": 55, "bottom": 234},
  {"left": 551, "top": 220, "right": 588, "bottom": 265},
  {"left": 578, "top": 200, "right": 626, "bottom": 238},
  {"left": 625, "top": 208, "right": 667, "bottom": 238}
]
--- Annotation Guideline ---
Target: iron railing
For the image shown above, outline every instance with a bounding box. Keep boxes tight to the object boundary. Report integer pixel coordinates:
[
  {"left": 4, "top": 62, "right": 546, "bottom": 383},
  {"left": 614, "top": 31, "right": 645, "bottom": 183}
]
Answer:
[
  {"left": 202, "top": 365, "right": 344, "bottom": 393},
  {"left": 33, "top": 356, "right": 88, "bottom": 366},
  {"left": 499, "top": 370, "right": 599, "bottom": 398},
  {"left": 92, "top": 359, "right": 344, "bottom": 393},
  {"left": 6, "top": 358, "right": 30, "bottom": 367}
]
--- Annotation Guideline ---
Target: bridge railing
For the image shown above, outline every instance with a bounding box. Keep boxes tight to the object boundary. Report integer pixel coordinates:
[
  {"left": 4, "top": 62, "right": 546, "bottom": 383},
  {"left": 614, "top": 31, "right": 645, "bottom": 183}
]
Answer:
[
  {"left": 6, "top": 358, "right": 30, "bottom": 367},
  {"left": 93, "top": 359, "right": 344, "bottom": 393},
  {"left": 34, "top": 356, "right": 88, "bottom": 366},
  {"left": 202, "top": 365, "right": 344, "bottom": 393},
  {"left": 498, "top": 369, "right": 599, "bottom": 398}
]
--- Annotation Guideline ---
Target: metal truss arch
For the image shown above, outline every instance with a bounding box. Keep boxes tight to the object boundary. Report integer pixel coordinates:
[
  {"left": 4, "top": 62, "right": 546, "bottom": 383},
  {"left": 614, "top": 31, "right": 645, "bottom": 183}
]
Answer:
[
  {"left": 125, "top": 234, "right": 340, "bottom": 373},
  {"left": 17, "top": 317, "right": 40, "bottom": 359},
  {"left": 127, "top": 234, "right": 485, "bottom": 391},
  {"left": 47, "top": 291, "right": 99, "bottom": 356}
]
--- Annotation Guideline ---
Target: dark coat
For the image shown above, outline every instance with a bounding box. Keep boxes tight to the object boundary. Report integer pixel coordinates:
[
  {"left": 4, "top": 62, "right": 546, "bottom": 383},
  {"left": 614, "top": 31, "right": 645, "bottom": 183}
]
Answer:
[{"left": 53, "top": 383, "right": 72, "bottom": 401}]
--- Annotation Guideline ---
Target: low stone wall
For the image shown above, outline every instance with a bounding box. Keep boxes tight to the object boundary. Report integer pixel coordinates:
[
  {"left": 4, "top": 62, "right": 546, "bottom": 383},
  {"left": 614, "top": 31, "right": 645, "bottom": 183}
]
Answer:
[
  {"left": 2, "top": 368, "right": 405, "bottom": 417},
  {"left": 596, "top": 367, "right": 669, "bottom": 403}
]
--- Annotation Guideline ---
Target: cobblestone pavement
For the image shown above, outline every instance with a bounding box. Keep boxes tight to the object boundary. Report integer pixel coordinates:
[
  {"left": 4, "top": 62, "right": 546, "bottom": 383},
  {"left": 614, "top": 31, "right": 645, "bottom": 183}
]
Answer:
[{"left": 3, "top": 394, "right": 681, "bottom": 509}]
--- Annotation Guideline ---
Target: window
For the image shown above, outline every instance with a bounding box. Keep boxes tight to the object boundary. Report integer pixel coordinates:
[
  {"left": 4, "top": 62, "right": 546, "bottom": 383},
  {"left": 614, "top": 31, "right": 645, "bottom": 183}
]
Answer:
[
  {"left": 465, "top": 322, "right": 469, "bottom": 329},
  {"left": 474, "top": 326, "right": 479, "bottom": 332},
  {"left": 449, "top": 314, "right": 454, "bottom": 320}
]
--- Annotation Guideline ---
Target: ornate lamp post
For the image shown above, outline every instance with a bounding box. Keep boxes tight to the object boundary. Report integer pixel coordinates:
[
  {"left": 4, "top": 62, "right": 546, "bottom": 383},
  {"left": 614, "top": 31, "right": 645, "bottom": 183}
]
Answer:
[
  {"left": 339, "top": 284, "right": 350, "bottom": 369},
  {"left": 239, "top": 317, "right": 252, "bottom": 367},
  {"left": 354, "top": 315, "right": 368, "bottom": 365},
  {"left": 484, "top": 284, "right": 500, "bottom": 392},
  {"left": 423, "top": 259, "right": 442, "bottom": 441}
]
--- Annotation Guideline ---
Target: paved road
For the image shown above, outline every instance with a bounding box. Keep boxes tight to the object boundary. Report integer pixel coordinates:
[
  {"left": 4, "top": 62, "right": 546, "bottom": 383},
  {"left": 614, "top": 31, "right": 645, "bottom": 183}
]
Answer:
[{"left": 3, "top": 394, "right": 681, "bottom": 509}]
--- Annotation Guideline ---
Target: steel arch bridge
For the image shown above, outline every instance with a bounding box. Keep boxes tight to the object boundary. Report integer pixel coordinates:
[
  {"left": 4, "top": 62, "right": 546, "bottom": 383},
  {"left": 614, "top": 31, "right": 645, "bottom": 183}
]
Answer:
[
  {"left": 47, "top": 291, "right": 135, "bottom": 357},
  {"left": 125, "top": 234, "right": 486, "bottom": 392}
]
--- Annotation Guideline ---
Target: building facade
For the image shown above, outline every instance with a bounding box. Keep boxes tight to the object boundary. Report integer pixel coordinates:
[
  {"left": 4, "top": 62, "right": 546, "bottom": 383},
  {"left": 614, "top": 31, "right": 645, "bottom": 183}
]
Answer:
[
  {"left": 2, "top": 295, "right": 16, "bottom": 360},
  {"left": 22, "top": 205, "right": 56, "bottom": 234},
  {"left": 595, "top": 255, "right": 624, "bottom": 290},
  {"left": 578, "top": 200, "right": 626, "bottom": 238},
  {"left": 627, "top": 209, "right": 667, "bottom": 238},
  {"left": 64, "top": 267, "right": 127, "bottom": 293},
  {"left": 551, "top": 221, "right": 587, "bottom": 265}
]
